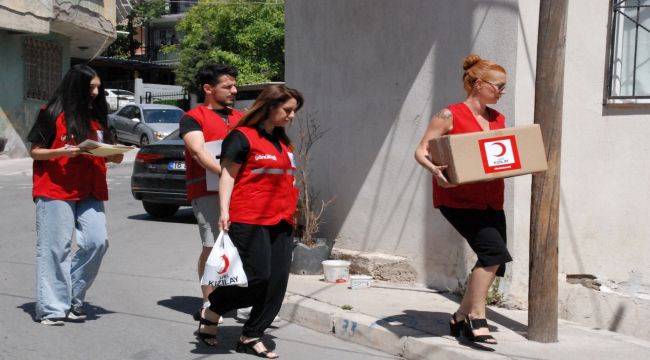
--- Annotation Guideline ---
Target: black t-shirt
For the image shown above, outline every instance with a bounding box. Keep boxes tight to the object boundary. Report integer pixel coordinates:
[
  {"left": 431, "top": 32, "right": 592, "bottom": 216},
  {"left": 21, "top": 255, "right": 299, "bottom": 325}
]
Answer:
[
  {"left": 27, "top": 110, "right": 56, "bottom": 148},
  {"left": 221, "top": 126, "right": 283, "bottom": 165},
  {"left": 178, "top": 108, "right": 232, "bottom": 139}
]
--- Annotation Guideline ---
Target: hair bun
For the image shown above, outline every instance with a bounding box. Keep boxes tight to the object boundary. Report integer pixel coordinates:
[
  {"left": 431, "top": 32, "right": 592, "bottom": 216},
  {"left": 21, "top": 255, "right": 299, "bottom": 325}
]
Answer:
[{"left": 463, "top": 54, "right": 482, "bottom": 71}]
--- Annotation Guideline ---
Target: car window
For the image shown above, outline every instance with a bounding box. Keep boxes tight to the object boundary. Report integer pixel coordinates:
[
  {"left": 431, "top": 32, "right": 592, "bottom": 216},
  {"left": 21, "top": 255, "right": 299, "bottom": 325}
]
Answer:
[
  {"left": 113, "top": 90, "right": 134, "bottom": 96},
  {"left": 143, "top": 109, "right": 184, "bottom": 124},
  {"left": 105, "top": 90, "right": 110, "bottom": 96},
  {"left": 132, "top": 107, "right": 142, "bottom": 120},
  {"left": 117, "top": 106, "right": 133, "bottom": 117}
]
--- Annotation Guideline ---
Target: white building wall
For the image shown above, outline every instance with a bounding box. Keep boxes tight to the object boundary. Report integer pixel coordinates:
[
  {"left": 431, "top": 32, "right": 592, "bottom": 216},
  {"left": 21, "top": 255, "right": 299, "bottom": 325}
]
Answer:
[
  {"left": 286, "top": 0, "right": 520, "bottom": 291},
  {"left": 559, "top": 0, "right": 650, "bottom": 285},
  {"left": 286, "top": 1, "right": 650, "bottom": 337}
]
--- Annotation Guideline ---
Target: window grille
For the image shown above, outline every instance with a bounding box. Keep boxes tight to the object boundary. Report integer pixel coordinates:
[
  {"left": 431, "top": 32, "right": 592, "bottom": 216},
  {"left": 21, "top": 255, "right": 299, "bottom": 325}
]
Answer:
[
  {"left": 24, "top": 38, "right": 62, "bottom": 101},
  {"left": 607, "top": 0, "right": 650, "bottom": 103}
]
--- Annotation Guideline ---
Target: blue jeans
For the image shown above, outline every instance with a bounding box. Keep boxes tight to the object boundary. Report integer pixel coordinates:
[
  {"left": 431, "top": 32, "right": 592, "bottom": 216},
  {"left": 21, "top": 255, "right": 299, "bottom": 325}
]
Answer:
[{"left": 35, "top": 197, "right": 109, "bottom": 320}]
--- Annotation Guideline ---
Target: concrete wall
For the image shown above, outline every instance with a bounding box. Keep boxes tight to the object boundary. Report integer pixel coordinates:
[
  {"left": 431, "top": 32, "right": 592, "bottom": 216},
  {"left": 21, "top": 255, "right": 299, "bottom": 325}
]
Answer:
[
  {"left": 0, "top": 0, "right": 53, "bottom": 34},
  {"left": 560, "top": 0, "right": 650, "bottom": 286},
  {"left": 0, "top": 0, "right": 116, "bottom": 158},
  {"left": 134, "top": 78, "right": 184, "bottom": 104},
  {"left": 286, "top": 0, "right": 520, "bottom": 291},
  {"left": 52, "top": 0, "right": 117, "bottom": 59},
  {"left": 285, "top": 0, "right": 650, "bottom": 337},
  {"left": 0, "top": 32, "right": 70, "bottom": 158},
  {"left": 504, "top": 0, "right": 650, "bottom": 310}
]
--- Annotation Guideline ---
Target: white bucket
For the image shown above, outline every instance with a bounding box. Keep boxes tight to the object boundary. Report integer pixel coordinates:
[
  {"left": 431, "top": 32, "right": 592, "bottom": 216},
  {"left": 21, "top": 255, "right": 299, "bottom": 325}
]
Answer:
[{"left": 322, "top": 260, "right": 351, "bottom": 283}]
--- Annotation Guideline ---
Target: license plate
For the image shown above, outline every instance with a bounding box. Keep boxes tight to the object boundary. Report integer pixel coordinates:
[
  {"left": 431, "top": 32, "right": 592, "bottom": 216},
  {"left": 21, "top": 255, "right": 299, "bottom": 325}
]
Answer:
[{"left": 167, "top": 161, "right": 185, "bottom": 171}]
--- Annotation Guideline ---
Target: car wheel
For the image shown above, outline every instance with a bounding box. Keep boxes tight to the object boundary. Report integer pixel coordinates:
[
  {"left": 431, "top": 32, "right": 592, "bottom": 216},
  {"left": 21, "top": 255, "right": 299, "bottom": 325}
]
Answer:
[
  {"left": 142, "top": 202, "right": 179, "bottom": 218},
  {"left": 108, "top": 127, "right": 118, "bottom": 144},
  {"left": 140, "top": 135, "right": 149, "bottom": 147}
]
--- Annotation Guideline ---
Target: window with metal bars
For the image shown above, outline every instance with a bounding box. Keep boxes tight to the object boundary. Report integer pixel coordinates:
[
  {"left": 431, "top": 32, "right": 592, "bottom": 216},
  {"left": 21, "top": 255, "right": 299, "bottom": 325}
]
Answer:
[
  {"left": 23, "top": 38, "right": 62, "bottom": 101},
  {"left": 607, "top": 0, "right": 650, "bottom": 103}
]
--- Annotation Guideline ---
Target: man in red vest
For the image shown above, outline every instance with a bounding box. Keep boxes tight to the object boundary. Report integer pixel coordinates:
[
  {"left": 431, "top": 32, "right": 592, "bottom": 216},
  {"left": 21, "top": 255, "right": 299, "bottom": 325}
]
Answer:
[{"left": 179, "top": 64, "right": 244, "bottom": 322}]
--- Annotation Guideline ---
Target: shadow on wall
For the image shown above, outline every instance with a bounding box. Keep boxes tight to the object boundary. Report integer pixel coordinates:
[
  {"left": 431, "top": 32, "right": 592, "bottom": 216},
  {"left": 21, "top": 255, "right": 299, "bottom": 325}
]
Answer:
[
  {"left": 287, "top": 0, "right": 518, "bottom": 289},
  {"left": 423, "top": 0, "right": 520, "bottom": 290}
]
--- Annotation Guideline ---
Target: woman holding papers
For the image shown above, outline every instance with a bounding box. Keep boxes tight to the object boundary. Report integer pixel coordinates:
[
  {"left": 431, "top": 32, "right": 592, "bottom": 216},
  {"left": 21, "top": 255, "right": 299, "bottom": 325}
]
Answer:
[
  {"left": 414, "top": 54, "right": 510, "bottom": 344},
  {"left": 196, "top": 84, "right": 302, "bottom": 358},
  {"left": 27, "top": 64, "right": 123, "bottom": 325}
]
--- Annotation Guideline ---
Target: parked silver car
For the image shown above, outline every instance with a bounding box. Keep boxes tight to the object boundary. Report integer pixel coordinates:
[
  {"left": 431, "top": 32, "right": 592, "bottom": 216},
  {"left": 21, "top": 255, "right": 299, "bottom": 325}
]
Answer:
[
  {"left": 105, "top": 88, "right": 135, "bottom": 111},
  {"left": 108, "top": 104, "right": 185, "bottom": 147}
]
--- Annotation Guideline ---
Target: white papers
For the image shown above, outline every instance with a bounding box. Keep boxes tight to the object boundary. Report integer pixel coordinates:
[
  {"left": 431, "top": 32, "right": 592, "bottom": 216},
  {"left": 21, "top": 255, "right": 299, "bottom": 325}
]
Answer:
[
  {"left": 77, "top": 139, "right": 135, "bottom": 157},
  {"left": 204, "top": 140, "right": 223, "bottom": 191}
]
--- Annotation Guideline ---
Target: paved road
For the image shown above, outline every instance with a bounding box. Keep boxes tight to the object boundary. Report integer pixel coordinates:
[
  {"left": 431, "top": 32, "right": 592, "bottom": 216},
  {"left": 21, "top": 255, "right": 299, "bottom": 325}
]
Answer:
[{"left": 0, "top": 163, "right": 398, "bottom": 360}]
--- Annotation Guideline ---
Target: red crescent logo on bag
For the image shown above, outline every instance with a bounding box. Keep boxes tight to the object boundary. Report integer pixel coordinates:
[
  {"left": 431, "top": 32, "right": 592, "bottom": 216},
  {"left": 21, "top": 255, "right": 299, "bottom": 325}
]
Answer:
[{"left": 218, "top": 254, "right": 230, "bottom": 274}]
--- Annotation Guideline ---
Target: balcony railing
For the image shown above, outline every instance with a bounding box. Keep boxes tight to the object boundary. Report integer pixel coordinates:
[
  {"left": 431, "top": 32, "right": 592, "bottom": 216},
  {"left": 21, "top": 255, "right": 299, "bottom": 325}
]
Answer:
[{"left": 134, "top": 45, "right": 180, "bottom": 64}]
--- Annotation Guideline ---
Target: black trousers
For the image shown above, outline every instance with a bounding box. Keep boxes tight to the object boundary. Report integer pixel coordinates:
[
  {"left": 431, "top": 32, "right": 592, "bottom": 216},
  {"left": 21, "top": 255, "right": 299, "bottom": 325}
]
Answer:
[
  {"left": 439, "top": 206, "right": 512, "bottom": 277},
  {"left": 208, "top": 221, "right": 293, "bottom": 338}
]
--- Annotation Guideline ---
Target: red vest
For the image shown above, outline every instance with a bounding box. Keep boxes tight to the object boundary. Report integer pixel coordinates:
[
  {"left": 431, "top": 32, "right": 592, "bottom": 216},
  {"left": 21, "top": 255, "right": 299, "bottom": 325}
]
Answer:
[
  {"left": 184, "top": 106, "right": 244, "bottom": 201},
  {"left": 229, "top": 127, "right": 298, "bottom": 226},
  {"left": 433, "top": 102, "right": 505, "bottom": 210},
  {"left": 32, "top": 113, "right": 108, "bottom": 201}
]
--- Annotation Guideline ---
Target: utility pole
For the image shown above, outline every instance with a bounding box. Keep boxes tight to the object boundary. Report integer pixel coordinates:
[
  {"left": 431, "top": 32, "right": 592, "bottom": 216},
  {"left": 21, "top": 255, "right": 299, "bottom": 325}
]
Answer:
[{"left": 528, "top": 0, "right": 568, "bottom": 343}]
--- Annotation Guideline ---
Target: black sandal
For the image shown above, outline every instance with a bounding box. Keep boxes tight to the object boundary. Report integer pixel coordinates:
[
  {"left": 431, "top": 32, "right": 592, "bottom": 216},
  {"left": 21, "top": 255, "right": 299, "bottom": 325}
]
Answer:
[
  {"left": 196, "top": 316, "right": 219, "bottom": 346},
  {"left": 464, "top": 318, "right": 497, "bottom": 344},
  {"left": 236, "top": 339, "right": 279, "bottom": 359},
  {"left": 449, "top": 311, "right": 466, "bottom": 337}
]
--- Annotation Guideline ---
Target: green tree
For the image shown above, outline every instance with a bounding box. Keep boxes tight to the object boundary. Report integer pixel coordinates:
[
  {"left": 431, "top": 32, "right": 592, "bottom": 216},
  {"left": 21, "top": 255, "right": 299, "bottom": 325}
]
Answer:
[
  {"left": 176, "top": 0, "right": 284, "bottom": 90},
  {"left": 127, "top": 0, "right": 168, "bottom": 58},
  {"left": 103, "top": 24, "right": 131, "bottom": 59}
]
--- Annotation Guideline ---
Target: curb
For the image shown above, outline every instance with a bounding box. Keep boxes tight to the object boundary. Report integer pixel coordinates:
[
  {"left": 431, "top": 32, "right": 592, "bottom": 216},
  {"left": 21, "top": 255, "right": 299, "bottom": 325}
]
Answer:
[{"left": 279, "top": 293, "right": 507, "bottom": 360}]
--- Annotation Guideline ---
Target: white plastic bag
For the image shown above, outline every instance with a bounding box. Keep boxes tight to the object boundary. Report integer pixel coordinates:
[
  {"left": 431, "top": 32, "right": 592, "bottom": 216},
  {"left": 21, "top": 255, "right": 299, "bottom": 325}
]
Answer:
[{"left": 200, "top": 231, "right": 248, "bottom": 287}]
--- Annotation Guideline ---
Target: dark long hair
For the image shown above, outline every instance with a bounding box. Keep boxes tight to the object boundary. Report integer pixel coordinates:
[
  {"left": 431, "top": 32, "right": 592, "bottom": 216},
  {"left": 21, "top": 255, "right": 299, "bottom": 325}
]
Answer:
[
  {"left": 43, "top": 64, "right": 109, "bottom": 144},
  {"left": 237, "top": 84, "right": 304, "bottom": 147}
]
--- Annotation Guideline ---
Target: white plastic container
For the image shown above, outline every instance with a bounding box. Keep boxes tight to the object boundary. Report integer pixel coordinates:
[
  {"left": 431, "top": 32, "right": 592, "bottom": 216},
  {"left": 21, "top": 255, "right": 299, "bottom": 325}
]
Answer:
[
  {"left": 349, "top": 275, "right": 373, "bottom": 289},
  {"left": 322, "top": 260, "right": 351, "bottom": 283}
]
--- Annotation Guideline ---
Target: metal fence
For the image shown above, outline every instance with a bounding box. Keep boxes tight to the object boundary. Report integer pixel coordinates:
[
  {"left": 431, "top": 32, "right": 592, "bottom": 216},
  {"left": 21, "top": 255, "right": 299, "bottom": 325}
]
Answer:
[{"left": 140, "top": 91, "right": 190, "bottom": 111}]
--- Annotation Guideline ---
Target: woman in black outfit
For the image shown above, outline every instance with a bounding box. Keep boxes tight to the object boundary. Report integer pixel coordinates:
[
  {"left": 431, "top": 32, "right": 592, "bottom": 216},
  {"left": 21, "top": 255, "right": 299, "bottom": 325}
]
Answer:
[{"left": 197, "top": 84, "right": 303, "bottom": 359}]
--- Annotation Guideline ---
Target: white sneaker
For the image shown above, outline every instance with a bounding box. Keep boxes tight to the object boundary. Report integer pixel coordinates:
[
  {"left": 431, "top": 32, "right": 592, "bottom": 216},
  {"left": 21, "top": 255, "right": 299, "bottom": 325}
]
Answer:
[
  {"left": 237, "top": 307, "right": 252, "bottom": 320},
  {"left": 40, "top": 318, "right": 65, "bottom": 326}
]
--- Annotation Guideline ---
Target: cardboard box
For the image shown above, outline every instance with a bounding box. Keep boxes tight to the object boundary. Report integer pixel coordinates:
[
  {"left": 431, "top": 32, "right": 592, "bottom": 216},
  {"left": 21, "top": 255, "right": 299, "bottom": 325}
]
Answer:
[{"left": 428, "top": 124, "right": 548, "bottom": 184}]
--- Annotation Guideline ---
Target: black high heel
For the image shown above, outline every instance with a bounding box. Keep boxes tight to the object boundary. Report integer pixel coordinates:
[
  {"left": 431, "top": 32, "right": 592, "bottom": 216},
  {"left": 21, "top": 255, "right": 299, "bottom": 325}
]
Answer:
[
  {"left": 196, "top": 315, "right": 219, "bottom": 346},
  {"left": 449, "top": 312, "right": 466, "bottom": 337},
  {"left": 464, "top": 318, "right": 497, "bottom": 344},
  {"left": 236, "top": 339, "right": 279, "bottom": 359}
]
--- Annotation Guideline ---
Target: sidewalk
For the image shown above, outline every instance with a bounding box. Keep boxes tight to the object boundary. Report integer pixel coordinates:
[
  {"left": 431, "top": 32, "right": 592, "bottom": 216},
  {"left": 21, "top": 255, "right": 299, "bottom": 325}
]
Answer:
[
  {"left": 0, "top": 150, "right": 137, "bottom": 176},
  {"left": 279, "top": 275, "right": 650, "bottom": 360}
]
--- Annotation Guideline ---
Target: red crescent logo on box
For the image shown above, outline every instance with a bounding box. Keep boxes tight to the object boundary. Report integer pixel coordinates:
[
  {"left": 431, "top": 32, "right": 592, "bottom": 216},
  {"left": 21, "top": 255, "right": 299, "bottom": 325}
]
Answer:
[
  {"left": 491, "top": 142, "right": 507, "bottom": 157},
  {"left": 479, "top": 135, "right": 522, "bottom": 174},
  {"left": 218, "top": 254, "right": 230, "bottom": 274}
]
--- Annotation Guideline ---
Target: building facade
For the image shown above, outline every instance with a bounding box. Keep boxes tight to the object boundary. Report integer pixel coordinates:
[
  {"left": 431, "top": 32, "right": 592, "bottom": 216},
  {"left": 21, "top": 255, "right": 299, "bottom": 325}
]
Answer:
[
  {"left": 140, "top": 0, "right": 198, "bottom": 64},
  {"left": 285, "top": 0, "right": 650, "bottom": 340},
  {"left": 0, "top": 0, "right": 117, "bottom": 157}
]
